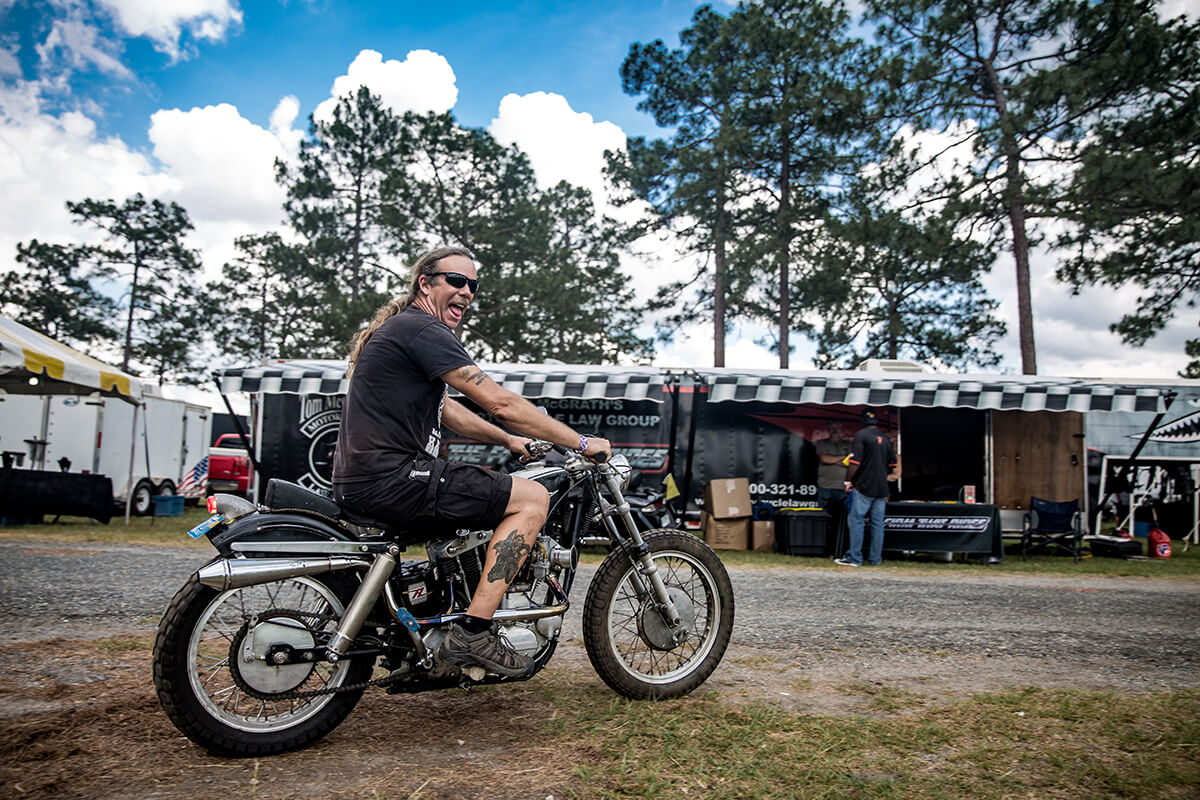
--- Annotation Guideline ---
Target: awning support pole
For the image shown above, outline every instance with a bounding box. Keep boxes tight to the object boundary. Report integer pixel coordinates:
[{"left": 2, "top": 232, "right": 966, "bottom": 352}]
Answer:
[
  {"left": 681, "top": 371, "right": 703, "bottom": 516},
  {"left": 213, "top": 374, "right": 263, "bottom": 479},
  {"left": 124, "top": 403, "right": 139, "bottom": 524},
  {"left": 1094, "top": 390, "right": 1176, "bottom": 528}
]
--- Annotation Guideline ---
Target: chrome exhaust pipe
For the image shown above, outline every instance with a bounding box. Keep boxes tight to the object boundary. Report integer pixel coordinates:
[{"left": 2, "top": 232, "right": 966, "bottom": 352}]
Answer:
[{"left": 197, "top": 556, "right": 369, "bottom": 591}]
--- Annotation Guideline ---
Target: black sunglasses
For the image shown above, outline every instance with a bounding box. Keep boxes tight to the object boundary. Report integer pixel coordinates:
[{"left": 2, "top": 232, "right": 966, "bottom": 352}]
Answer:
[{"left": 430, "top": 271, "right": 478, "bottom": 293}]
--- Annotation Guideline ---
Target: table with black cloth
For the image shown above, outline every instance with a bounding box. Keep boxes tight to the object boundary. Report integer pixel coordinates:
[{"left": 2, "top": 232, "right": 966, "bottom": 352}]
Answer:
[
  {"left": 881, "top": 501, "right": 1004, "bottom": 561},
  {"left": 0, "top": 469, "right": 115, "bottom": 524}
]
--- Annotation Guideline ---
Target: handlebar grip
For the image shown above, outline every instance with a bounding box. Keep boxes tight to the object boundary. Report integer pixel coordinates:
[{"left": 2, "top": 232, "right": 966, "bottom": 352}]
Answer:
[{"left": 592, "top": 451, "right": 608, "bottom": 463}]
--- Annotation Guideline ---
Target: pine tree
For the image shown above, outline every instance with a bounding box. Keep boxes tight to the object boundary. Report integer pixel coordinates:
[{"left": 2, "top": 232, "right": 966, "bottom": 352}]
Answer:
[
  {"left": 3, "top": 239, "right": 117, "bottom": 347},
  {"left": 382, "top": 112, "right": 653, "bottom": 363},
  {"left": 865, "top": 0, "right": 1189, "bottom": 374},
  {"left": 205, "top": 233, "right": 336, "bottom": 361},
  {"left": 64, "top": 194, "right": 203, "bottom": 379},
  {"left": 275, "top": 86, "right": 405, "bottom": 348},
  {"left": 1054, "top": 5, "right": 1200, "bottom": 377}
]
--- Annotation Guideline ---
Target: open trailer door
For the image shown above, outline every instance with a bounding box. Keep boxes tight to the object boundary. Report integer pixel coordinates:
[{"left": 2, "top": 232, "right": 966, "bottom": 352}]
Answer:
[{"left": 991, "top": 410, "right": 1085, "bottom": 515}]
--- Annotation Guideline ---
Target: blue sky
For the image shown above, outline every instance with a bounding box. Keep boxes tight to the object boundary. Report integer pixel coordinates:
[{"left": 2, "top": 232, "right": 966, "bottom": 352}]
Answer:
[
  {"left": 0, "top": 0, "right": 1195, "bottom": 380},
  {"left": 5, "top": 1, "right": 699, "bottom": 149}
]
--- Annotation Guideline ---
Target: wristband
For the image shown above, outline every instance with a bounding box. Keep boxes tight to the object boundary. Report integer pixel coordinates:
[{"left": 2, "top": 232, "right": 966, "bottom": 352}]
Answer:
[{"left": 578, "top": 435, "right": 589, "bottom": 453}]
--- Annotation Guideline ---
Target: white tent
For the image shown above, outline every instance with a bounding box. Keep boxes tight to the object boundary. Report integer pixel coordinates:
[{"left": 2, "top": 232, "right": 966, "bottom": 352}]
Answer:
[
  {"left": 0, "top": 314, "right": 145, "bottom": 522},
  {"left": 0, "top": 314, "right": 143, "bottom": 402}
]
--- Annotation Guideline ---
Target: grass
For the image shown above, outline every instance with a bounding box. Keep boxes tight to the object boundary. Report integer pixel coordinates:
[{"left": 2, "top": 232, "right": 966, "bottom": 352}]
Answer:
[
  {"left": 534, "top": 681, "right": 1200, "bottom": 800},
  {"left": 4, "top": 510, "right": 1200, "bottom": 578},
  {"left": 708, "top": 538, "right": 1200, "bottom": 579},
  {"left": 0, "top": 506, "right": 215, "bottom": 548},
  {"left": 93, "top": 636, "right": 146, "bottom": 653},
  {"left": 4, "top": 513, "right": 1197, "bottom": 798}
]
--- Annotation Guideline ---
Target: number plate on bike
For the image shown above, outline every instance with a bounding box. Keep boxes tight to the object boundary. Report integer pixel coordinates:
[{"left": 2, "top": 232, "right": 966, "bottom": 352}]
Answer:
[{"left": 187, "top": 514, "right": 227, "bottom": 539}]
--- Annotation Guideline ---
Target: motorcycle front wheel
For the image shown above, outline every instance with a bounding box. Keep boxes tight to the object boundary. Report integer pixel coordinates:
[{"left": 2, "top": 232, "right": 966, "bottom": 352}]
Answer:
[
  {"left": 582, "top": 529, "right": 734, "bottom": 699},
  {"left": 153, "top": 572, "right": 375, "bottom": 756}
]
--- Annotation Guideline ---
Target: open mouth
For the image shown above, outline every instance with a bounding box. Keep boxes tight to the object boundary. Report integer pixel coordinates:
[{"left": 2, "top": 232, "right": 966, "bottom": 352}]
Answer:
[{"left": 447, "top": 302, "right": 467, "bottom": 325}]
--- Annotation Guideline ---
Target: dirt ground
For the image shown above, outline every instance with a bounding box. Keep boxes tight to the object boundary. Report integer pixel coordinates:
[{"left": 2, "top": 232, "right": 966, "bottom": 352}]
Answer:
[{"left": 1, "top": 624, "right": 1192, "bottom": 800}]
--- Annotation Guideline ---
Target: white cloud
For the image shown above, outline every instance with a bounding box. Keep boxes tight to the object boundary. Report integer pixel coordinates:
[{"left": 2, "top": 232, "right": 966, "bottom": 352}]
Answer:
[
  {"left": 313, "top": 49, "right": 458, "bottom": 123},
  {"left": 149, "top": 102, "right": 288, "bottom": 224},
  {"left": 0, "top": 80, "right": 169, "bottom": 271},
  {"left": 488, "top": 91, "right": 626, "bottom": 199},
  {"left": 269, "top": 94, "right": 303, "bottom": 156},
  {"left": 36, "top": 15, "right": 132, "bottom": 80},
  {"left": 0, "top": 44, "right": 20, "bottom": 77},
  {"left": 0, "top": 74, "right": 297, "bottom": 293},
  {"left": 97, "top": 0, "right": 243, "bottom": 60},
  {"left": 147, "top": 99, "right": 301, "bottom": 277},
  {"left": 1160, "top": 0, "right": 1200, "bottom": 22}
]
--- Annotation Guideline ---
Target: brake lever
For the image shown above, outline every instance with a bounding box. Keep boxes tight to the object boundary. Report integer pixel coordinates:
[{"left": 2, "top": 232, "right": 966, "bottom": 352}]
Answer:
[{"left": 524, "top": 439, "right": 555, "bottom": 459}]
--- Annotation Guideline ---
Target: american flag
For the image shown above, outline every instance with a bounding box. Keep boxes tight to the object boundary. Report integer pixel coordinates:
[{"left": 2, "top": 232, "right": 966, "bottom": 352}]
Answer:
[{"left": 179, "top": 456, "right": 209, "bottom": 497}]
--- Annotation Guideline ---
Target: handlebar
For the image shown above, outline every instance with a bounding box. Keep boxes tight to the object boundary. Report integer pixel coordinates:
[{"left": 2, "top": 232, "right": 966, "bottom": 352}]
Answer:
[{"left": 524, "top": 439, "right": 608, "bottom": 463}]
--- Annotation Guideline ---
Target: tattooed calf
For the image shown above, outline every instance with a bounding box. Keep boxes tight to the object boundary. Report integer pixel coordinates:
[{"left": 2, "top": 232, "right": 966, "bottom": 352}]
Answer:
[{"left": 488, "top": 529, "right": 532, "bottom": 584}]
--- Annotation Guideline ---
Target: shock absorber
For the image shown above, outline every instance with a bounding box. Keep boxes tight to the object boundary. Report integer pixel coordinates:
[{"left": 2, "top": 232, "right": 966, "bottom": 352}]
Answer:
[{"left": 327, "top": 545, "right": 398, "bottom": 661}]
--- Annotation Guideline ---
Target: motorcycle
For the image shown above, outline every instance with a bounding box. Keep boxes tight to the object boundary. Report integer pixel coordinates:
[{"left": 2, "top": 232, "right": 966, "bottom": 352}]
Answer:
[
  {"left": 624, "top": 470, "right": 681, "bottom": 532},
  {"left": 153, "top": 441, "right": 735, "bottom": 756}
]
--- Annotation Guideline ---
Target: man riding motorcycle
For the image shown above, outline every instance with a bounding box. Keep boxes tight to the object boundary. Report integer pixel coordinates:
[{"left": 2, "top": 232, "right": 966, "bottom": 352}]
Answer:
[{"left": 331, "top": 246, "right": 611, "bottom": 678}]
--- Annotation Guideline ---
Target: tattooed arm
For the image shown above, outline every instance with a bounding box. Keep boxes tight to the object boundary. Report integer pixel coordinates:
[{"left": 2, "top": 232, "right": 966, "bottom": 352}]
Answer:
[{"left": 441, "top": 363, "right": 612, "bottom": 461}]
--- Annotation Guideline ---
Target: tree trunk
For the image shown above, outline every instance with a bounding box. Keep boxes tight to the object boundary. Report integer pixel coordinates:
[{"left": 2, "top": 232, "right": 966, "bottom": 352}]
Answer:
[
  {"left": 351, "top": 171, "right": 364, "bottom": 302},
  {"left": 713, "top": 201, "right": 727, "bottom": 368},
  {"left": 1005, "top": 159, "right": 1037, "bottom": 375},
  {"left": 984, "top": 59, "right": 1037, "bottom": 374},
  {"left": 123, "top": 243, "right": 140, "bottom": 373},
  {"left": 778, "top": 134, "right": 791, "bottom": 370}
]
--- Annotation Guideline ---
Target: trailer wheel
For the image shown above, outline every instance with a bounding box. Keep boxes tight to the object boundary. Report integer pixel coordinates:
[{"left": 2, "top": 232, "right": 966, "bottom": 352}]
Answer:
[
  {"left": 156, "top": 480, "right": 177, "bottom": 496},
  {"left": 132, "top": 479, "right": 155, "bottom": 516}
]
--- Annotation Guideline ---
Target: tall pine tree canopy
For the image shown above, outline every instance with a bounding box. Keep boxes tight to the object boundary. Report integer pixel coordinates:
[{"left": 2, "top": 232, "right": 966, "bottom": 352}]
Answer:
[
  {"left": 272, "top": 91, "right": 653, "bottom": 364},
  {"left": 1054, "top": 4, "right": 1200, "bottom": 377}
]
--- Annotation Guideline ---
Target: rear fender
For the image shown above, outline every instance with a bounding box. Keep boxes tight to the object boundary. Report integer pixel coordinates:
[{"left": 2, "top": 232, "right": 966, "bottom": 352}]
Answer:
[{"left": 208, "top": 511, "right": 357, "bottom": 556}]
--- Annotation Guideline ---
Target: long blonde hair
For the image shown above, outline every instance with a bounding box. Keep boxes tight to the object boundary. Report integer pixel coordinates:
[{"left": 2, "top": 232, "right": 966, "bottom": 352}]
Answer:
[{"left": 346, "top": 246, "right": 474, "bottom": 374}]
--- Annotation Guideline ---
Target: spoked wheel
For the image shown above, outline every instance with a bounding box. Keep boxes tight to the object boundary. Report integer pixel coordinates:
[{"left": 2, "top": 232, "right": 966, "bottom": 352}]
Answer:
[
  {"left": 582, "top": 530, "right": 734, "bottom": 699},
  {"left": 153, "top": 573, "right": 375, "bottom": 756}
]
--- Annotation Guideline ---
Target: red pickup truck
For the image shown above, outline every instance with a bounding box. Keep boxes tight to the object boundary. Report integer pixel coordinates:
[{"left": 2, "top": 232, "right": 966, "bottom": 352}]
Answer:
[{"left": 208, "top": 433, "right": 253, "bottom": 497}]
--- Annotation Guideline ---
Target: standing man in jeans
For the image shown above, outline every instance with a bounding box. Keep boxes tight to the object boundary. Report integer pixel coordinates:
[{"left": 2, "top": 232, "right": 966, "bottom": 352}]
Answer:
[{"left": 835, "top": 409, "right": 897, "bottom": 567}]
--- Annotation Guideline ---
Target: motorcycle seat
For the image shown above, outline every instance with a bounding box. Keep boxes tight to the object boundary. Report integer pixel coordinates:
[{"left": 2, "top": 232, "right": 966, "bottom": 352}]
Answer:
[
  {"left": 263, "top": 478, "right": 342, "bottom": 518},
  {"left": 263, "top": 478, "right": 421, "bottom": 539}
]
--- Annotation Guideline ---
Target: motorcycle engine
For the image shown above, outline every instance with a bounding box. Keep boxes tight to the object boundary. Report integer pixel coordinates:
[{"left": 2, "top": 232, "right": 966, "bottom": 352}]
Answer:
[{"left": 390, "top": 561, "right": 446, "bottom": 618}]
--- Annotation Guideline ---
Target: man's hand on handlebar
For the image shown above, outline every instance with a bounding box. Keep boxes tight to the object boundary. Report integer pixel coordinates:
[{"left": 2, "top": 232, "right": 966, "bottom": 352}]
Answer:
[
  {"left": 581, "top": 436, "right": 612, "bottom": 464},
  {"left": 522, "top": 436, "right": 612, "bottom": 464},
  {"left": 507, "top": 435, "right": 538, "bottom": 462}
]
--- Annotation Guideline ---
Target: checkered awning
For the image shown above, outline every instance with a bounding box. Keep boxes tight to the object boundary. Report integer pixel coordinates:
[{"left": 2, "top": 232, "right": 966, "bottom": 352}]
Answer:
[
  {"left": 215, "top": 362, "right": 667, "bottom": 403},
  {"left": 702, "top": 370, "right": 1171, "bottom": 413},
  {"left": 215, "top": 363, "right": 1171, "bottom": 413}
]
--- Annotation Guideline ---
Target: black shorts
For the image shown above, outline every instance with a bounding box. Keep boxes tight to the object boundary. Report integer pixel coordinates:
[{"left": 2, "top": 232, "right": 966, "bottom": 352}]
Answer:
[{"left": 334, "top": 454, "right": 512, "bottom": 531}]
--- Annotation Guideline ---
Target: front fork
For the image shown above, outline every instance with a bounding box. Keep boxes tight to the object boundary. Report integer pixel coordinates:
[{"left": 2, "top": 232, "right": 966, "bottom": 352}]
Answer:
[{"left": 599, "top": 470, "right": 689, "bottom": 645}]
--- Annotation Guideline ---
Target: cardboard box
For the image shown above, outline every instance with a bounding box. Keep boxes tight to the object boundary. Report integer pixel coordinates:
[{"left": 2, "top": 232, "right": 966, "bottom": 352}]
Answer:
[
  {"left": 704, "top": 477, "right": 752, "bottom": 519},
  {"left": 751, "top": 520, "right": 775, "bottom": 552},
  {"left": 702, "top": 513, "right": 750, "bottom": 550}
]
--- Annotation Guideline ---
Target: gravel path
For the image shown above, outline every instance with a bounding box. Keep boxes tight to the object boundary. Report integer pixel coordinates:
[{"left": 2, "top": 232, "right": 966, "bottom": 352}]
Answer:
[{"left": 1, "top": 540, "right": 1197, "bottom": 698}]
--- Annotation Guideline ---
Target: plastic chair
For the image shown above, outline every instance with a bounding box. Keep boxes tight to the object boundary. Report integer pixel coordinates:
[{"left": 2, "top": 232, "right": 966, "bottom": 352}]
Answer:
[{"left": 1021, "top": 497, "right": 1083, "bottom": 562}]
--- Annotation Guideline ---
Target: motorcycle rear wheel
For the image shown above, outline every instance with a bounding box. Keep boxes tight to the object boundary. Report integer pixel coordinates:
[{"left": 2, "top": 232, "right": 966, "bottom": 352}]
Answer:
[
  {"left": 583, "top": 530, "right": 734, "bottom": 699},
  {"left": 153, "top": 573, "right": 374, "bottom": 756}
]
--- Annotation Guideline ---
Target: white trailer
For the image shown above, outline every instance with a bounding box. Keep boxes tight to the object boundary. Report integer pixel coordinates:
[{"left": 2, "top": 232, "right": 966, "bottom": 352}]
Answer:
[{"left": 0, "top": 390, "right": 211, "bottom": 515}]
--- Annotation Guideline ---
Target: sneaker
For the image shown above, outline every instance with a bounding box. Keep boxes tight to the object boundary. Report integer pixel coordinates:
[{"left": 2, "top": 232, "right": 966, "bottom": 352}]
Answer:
[
  {"left": 833, "top": 558, "right": 860, "bottom": 567},
  {"left": 439, "top": 621, "right": 533, "bottom": 678}
]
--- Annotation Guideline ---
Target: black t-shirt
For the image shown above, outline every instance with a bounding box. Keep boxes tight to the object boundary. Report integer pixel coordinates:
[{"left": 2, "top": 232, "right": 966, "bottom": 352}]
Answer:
[
  {"left": 847, "top": 425, "right": 896, "bottom": 498},
  {"left": 332, "top": 306, "right": 474, "bottom": 484}
]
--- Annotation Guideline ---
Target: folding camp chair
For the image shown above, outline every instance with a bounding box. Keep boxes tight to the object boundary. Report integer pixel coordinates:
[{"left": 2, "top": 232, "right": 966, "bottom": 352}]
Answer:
[{"left": 1021, "top": 497, "right": 1083, "bottom": 562}]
